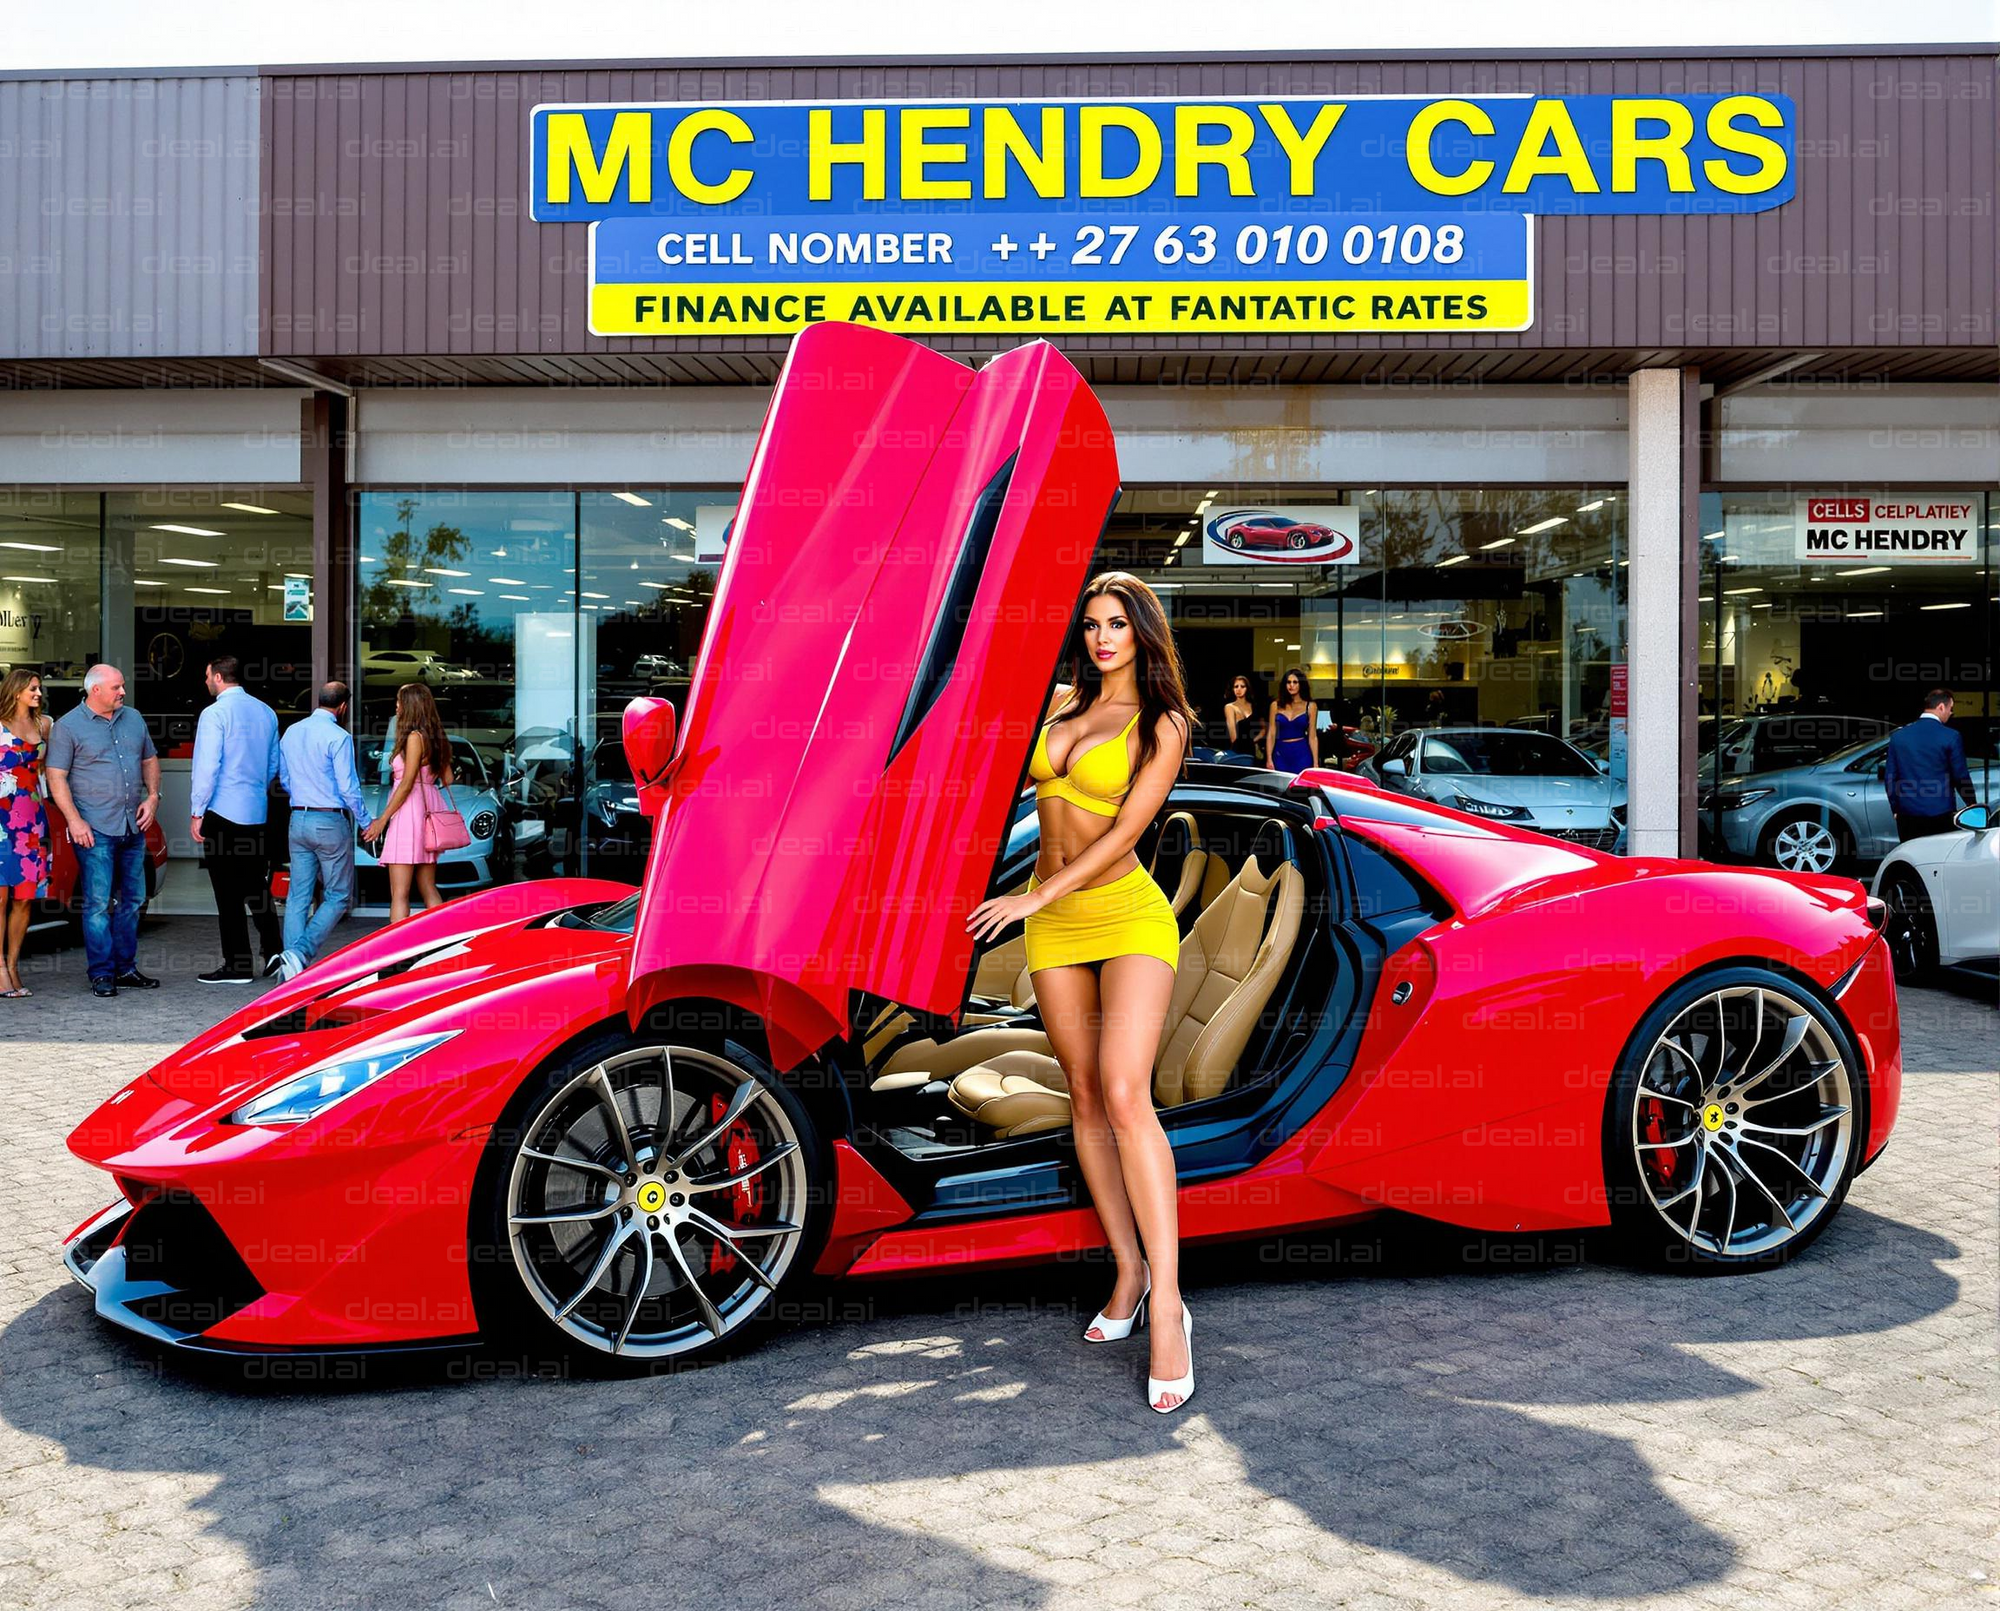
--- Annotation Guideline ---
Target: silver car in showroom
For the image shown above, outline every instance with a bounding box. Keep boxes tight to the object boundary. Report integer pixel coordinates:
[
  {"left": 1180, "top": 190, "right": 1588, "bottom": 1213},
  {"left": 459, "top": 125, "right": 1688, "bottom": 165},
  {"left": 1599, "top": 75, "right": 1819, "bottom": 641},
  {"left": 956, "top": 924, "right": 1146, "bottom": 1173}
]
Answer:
[
  {"left": 354, "top": 732, "right": 508, "bottom": 899},
  {"left": 1701, "top": 720, "right": 1998, "bottom": 874},
  {"left": 1362, "top": 726, "right": 1627, "bottom": 850}
]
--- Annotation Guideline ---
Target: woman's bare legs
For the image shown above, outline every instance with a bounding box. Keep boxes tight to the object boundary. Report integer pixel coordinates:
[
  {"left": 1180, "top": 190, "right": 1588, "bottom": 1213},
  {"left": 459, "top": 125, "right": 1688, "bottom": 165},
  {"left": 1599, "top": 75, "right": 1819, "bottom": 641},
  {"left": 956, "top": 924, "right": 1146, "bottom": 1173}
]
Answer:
[
  {"left": 1, "top": 891, "right": 25, "bottom": 990},
  {"left": 1093, "top": 953, "right": 1186, "bottom": 1405},
  {"left": 414, "top": 865, "right": 443, "bottom": 912},
  {"left": 1035, "top": 963, "right": 1148, "bottom": 1330},
  {"left": 387, "top": 863, "right": 413, "bottom": 923}
]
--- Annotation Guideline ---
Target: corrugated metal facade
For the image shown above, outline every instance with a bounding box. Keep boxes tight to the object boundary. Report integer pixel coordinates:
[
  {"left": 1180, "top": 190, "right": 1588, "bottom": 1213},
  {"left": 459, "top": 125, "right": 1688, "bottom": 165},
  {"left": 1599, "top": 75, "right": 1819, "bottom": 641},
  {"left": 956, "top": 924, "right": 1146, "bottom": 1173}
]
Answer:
[
  {"left": 258, "top": 52, "right": 1996, "bottom": 365},
  {"left": 0, "top": 74, "right": 262, "bottom": 358}
]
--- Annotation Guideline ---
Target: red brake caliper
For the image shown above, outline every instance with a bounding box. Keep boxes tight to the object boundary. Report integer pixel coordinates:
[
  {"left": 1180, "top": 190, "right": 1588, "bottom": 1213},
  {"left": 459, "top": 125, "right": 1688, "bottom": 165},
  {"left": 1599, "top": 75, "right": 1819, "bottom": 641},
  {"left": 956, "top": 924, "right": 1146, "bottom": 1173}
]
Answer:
[
  {"left": 1639, "top": 1099, "right": 1678, "bottom": 1188},
  {"left": 704, "top": 1093, "right": 762, "bottom": 1276}
]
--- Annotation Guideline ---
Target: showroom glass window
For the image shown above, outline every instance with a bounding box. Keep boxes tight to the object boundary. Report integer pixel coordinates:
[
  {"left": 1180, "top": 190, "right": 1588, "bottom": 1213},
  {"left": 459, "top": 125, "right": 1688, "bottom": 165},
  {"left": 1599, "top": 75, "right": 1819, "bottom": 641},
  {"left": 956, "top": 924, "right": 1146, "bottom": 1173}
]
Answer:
[
  {"left": 0, "top": 490, "right": 102, "bottom": 717},
  {"left": 356, "top": 489, "right": 730, "bottom": 884},
  {"left": 1696, "top": 489, "right": 1998, "bottom": 855},
  {"left": 1106, "top": 487, "right": 1629, "bottom": 811}
]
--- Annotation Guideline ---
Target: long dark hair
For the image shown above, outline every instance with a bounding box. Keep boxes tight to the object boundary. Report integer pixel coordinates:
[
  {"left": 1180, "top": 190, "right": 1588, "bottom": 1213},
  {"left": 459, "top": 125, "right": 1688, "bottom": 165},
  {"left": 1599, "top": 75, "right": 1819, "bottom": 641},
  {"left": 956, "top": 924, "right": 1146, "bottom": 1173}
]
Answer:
[
  {"left": 1277, "top": 666, "right": 1313, "bottom": 707},
  {"left": 1050, "top": 571, "right": 1197, "bottom": 776},
  {"left": 392, "top": 682, "right": 451, "bottom": 781}
]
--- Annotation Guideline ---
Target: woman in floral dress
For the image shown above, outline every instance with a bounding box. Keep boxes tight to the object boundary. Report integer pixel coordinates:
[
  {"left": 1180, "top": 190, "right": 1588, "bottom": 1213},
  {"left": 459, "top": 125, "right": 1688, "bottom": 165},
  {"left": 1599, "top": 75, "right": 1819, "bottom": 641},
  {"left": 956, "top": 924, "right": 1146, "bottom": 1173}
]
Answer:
[{"left": 0, "top": 668, "right": 53, "bottom": 998}]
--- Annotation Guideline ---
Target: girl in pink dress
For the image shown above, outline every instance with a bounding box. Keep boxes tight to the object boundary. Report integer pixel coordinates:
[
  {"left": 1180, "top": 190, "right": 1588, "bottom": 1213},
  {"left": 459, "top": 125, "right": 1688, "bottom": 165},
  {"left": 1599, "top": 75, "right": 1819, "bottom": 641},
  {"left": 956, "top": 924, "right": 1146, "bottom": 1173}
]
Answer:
[{"left": 363, "top": 682, "right": 455, "bottom": 923}]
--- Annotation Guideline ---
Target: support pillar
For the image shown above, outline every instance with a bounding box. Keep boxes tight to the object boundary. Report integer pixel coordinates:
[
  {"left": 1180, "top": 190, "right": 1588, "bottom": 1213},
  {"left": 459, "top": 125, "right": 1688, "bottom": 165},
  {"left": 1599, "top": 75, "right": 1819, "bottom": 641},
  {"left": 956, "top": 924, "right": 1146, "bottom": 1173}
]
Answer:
[
  {"left": 303, "top": 394, "right": 354, "bottom": 693},
  {"left": 1627, "top": 367, "right": 1701, "bottom": 857}
]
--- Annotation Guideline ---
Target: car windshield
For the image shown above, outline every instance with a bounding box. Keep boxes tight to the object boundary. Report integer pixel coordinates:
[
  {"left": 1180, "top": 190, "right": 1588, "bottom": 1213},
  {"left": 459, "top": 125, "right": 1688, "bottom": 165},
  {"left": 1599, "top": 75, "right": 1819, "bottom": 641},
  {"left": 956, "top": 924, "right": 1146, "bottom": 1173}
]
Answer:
[
  {"left": 357, "top": 735, "right": 485, "bottom": 788},
  {"left": 1421, "top": 731, "right": 1594, "bottom": 778}
]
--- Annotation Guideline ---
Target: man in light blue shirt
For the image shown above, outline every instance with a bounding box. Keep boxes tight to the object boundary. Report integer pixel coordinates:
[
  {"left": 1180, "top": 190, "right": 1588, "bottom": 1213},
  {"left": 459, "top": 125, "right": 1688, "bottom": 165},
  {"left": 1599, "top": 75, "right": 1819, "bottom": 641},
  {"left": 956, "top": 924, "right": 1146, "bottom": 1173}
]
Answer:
[
  {"left": 272, "top": 681, "right": 368, "bottom": 980},
  {"left": 189, "top": 655, "right": 282, "bottom": 983}
]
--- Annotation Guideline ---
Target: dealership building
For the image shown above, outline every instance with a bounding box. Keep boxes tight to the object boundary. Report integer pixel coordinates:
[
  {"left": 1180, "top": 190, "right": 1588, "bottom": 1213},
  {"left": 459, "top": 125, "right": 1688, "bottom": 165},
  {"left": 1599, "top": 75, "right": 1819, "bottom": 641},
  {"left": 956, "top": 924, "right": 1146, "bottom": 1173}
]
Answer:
[{"left": 0, "top": 44, "right": 1993, "bottom": 902}]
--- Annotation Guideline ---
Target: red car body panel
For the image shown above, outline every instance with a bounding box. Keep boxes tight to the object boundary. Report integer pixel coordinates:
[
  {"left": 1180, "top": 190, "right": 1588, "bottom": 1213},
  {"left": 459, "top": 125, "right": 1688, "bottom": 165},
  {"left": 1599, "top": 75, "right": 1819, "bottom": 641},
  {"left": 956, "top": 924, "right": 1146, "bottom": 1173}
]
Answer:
[
  {"left": 626, "top": 321, "right": 1119, "bottom": 1069},
  {"left": 62, "top": 325, "right": 1902, "bottom": 1354}
]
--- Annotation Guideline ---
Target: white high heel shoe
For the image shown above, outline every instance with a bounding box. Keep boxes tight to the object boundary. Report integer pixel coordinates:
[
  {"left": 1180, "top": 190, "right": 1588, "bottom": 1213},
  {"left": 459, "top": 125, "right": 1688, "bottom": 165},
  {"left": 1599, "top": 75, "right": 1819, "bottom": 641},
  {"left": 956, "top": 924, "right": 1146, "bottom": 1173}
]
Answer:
[
  {"left": 1147, "top": 1301, "right": 1194, "bottom": 1413},
  {"left": 1084, "top": 1266, "right": 1150, "bottom": 1344}
]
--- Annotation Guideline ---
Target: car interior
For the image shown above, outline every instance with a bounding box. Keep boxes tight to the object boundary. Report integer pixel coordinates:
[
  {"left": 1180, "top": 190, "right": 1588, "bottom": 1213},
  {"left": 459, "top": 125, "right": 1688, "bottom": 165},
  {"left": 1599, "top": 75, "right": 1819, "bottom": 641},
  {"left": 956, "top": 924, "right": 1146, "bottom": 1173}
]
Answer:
[{"left": 847, "top": 800, "right": 1327, "bottom": 1160}]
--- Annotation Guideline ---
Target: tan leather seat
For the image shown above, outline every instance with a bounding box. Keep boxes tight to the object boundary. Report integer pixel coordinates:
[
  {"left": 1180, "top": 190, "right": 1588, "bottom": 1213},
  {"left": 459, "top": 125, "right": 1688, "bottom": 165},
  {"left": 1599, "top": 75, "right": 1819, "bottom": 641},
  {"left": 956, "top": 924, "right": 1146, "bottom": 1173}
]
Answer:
[{"left": 942, "top": 855, "right": 1305, "bottom": 1137}]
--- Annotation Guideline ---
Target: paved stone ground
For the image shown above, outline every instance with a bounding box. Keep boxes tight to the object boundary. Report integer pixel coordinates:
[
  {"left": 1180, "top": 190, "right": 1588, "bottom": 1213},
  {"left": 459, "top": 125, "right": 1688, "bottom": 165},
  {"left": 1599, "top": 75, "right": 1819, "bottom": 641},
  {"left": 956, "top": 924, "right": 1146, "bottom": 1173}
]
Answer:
[{"left": 0, "top": 917, "right": 1993, "bottom": 1611}]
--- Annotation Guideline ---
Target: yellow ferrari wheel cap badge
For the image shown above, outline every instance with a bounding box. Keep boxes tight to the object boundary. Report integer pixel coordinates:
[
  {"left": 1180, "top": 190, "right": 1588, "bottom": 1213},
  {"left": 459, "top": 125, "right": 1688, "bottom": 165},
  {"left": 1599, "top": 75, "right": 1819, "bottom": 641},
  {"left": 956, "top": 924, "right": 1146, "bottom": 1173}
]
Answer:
[
  {"left": 1701, "top": 1103, "right": 1726, "bottom": 1132},
  {"left": 636, "top": 1180, "right": 668, "bottom": 1213}
]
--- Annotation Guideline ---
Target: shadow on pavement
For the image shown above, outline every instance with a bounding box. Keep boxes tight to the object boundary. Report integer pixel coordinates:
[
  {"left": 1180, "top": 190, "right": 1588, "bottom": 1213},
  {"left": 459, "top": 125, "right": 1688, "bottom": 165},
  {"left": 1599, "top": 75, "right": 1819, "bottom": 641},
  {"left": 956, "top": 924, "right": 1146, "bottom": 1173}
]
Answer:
[{"left": 0, "top": 1197, "right": 1957, "bottom": 1608}]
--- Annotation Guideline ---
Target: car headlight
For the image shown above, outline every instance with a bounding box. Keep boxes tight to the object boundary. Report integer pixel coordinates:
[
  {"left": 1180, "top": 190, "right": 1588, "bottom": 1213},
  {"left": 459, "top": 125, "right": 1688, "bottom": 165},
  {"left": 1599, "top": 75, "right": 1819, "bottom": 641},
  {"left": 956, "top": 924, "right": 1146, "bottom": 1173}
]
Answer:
[
  {"left": 225, "top": 1031, "right": 458, "bottom": 1127},
  {"left": 1716, "top": 788, "right": 1772, "bottom": 812},
  {"left": 1450, "top": 793, "right": 1532, "bottom": 820},
  {"left": 469, "top": 809, "right": 497, "bottom": 840}
]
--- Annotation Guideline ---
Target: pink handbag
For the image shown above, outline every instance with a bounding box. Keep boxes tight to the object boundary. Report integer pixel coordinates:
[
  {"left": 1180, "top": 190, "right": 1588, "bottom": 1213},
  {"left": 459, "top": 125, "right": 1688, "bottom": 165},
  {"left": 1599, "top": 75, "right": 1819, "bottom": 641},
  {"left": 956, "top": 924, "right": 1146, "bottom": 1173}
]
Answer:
[{"left": 421, "top": 773, "right": 472, "bottom": 854}]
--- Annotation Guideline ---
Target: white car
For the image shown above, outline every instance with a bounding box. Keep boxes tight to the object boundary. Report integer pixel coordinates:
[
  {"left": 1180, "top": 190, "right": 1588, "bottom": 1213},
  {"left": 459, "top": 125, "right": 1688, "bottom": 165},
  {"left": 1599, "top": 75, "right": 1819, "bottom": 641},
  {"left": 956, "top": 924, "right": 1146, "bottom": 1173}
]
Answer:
[
  {"left": 361, "top": 649, "right": 481, "bottom": 689},
  {"left": 1872, "top": 804, "right": 1998, "bottom": 985},
  {"left": 1363, "top": 726, "right": 1628, "bottom": 851},
  {"left": 354, "top": 732, "right": 509, "bottom": 896}
]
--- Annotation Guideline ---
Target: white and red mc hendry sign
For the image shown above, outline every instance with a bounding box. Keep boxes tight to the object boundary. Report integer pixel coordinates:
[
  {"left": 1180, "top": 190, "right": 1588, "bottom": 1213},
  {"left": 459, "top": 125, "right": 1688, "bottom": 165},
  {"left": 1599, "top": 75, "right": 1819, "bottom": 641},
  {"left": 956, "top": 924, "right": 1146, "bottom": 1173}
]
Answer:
[{"left": 1794, "top": 496, "right": 1980, "bottom": 563}]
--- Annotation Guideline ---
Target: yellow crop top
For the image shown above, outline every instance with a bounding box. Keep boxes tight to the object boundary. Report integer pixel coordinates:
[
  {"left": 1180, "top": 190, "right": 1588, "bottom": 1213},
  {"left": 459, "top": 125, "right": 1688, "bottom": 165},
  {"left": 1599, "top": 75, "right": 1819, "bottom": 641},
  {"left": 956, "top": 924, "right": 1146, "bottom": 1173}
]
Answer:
[{"left": 1029, "top": 710, "right": 1141, "bottom": 818}]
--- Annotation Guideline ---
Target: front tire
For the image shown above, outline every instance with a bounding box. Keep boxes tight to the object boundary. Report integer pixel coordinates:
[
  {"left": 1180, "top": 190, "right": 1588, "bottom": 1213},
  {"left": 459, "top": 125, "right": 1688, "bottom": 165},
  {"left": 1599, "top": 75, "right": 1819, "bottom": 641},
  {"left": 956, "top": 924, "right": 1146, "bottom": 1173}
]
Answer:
[
  {"left": 1760, "top": 809, "right": 1851, "bottom": 874},
  {"left": 1880, "top": 867, "right": 1940, "bottom": 982},
  {"left": 471, "top": 1023, "right": 830, "bottom": 1371},
  {"left": 1603, "top": 968, "right": 1868, "bottom": 1271}
]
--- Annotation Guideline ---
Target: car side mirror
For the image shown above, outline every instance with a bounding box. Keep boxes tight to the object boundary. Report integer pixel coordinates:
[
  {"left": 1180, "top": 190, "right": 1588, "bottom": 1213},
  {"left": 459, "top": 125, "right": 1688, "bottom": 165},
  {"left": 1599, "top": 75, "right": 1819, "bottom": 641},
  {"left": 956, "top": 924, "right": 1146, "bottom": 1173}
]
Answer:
[
  {"left": 1380, "top": 758, "right": 1407, "bottom": 778},
  {"left": 1954, "top": 804, "right": 1990, "bottom": 832},
  {"left": 621, "top": 696, "right": 678, "bottom": 817}
]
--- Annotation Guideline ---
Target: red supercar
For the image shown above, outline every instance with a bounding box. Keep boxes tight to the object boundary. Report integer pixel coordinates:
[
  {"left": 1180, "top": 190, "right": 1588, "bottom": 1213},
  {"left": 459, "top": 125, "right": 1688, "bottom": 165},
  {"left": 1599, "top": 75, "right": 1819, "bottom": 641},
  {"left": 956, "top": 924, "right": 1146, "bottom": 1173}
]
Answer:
[{"left": 66, "top": 324, "right": 1901, "bottom": 1366}]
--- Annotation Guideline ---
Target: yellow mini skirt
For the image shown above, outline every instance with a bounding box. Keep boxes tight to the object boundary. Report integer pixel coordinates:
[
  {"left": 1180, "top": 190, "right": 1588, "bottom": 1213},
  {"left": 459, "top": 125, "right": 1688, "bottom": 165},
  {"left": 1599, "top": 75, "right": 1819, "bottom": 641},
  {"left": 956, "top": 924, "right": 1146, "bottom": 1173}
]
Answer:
[{"left": 1024, "top": 864, "right": 1180, "bottom": 974}]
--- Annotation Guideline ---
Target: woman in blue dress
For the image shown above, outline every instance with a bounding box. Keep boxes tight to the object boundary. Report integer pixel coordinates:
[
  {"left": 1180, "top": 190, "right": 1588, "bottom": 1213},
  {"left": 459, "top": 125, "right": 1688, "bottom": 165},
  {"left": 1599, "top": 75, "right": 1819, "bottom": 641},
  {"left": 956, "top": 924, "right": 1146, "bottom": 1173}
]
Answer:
[{"left": 1264, "top": 667, "right": 1319, "bottom": 774}]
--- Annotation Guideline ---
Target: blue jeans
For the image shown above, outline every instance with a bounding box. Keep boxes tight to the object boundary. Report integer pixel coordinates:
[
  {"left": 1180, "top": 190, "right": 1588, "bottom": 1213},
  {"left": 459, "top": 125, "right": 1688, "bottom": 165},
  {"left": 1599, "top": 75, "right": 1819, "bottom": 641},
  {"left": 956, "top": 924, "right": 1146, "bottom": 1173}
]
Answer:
[
  {"left": 283, "top": 812, "right": 355, "bottom": 966},
  {"left": 76, "top": 831, "right": 146, "bottom": 982}
]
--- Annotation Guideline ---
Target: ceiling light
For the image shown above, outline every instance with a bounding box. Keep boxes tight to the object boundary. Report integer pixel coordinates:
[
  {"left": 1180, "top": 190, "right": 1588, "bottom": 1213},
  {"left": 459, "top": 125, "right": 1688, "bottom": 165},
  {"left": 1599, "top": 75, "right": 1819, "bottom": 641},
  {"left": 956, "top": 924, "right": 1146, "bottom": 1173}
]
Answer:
[
  {"left": 1724, "top": 587, "right": 1763, "bottom": 596},
  {"left": 220, "top": 502, "right": 280, "bottom": 515},
  {"left": 359, "top": 555, "right": 380, "bottom": 564},
  {"left": 384, "top": 578, "right": 431, "bottom": 588},
  {"left": 424, "top": 567, "right": 470, "bottom": 577},
  {"left": 1846, "top": 610, "right": 1883, "bottom": 619},
  {"left": 1919, "top": 601, "right": 1971, "bottom": 611},
  {"left": 498, "top": 594, "right": 531, "bottom": 602},
  {"left": 132, "top": 579, "right": 167, "bottom": 587},
  {"left": 149, "top": 523, "right": 224, "bottom": 537},
  {"left": 1479, "top": 537, "right": 1516, "bottom": 551},
  {"left": 1702, "top": 531, "right": 1725, "bottom": 540},
  {"left": 0, "top": 541, "right": 61, "bottom": 553},
  {"left": 581, "top": 591, "right": 610, "bottom": 600},
  {"left": 1173, "top": 533, "right": 1191, "bottom": 549},
  {"left": 1515, "top": 517, "right": 1569, "bottom": 535},
  {"left": 1750, "top": 603, "right": 1773, "bottom": 610},
  {"left": 488, "top": 577, "right": 527, "bottom": 585},
  {"left": 1437, "top": 554, "right": 1471, "bottom": 568},
  {"left": 447, "top": 588, "right": 484, "bottom": 596},
  {"left": 1834, "top": 566, "right": 1891, "bottom": 577},
  {"left": 1576, "top": 500, "right": 1607, "bottom": 513},
  {"left": 160, "top": 556, "right": 219, "bottom": 568},
  {"left": 613, "top": 492, "right": 651, "bottom": 507},
  {"left": 662, "top": 517, "right": 695, "bottom": 532},
  {"left": 640, "top": 581, "right": 674, "bottom": 589},
  {"left": 185, "top": 586, "right": 229, "bottom": 595},
  {"left": 1, "top": 574, "right": 56, "bottom": 584}
]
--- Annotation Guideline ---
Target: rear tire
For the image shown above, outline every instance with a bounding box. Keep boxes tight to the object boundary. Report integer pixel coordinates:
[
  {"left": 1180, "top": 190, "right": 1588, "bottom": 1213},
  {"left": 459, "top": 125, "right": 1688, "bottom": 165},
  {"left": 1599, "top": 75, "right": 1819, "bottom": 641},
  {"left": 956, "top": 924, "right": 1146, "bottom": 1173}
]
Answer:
[
  {"left": 1880, "top": 867, "right": 1940, "bottom": 983},
  {"left": 1603, "top": 967, "right": 1868, "bottom": 1272},
  {"left": 1759, "top": 810, "right": 1852, "bottom": 875},
  {"left": 470, "top": 1020, "right": 831, "bottom": 1374}
]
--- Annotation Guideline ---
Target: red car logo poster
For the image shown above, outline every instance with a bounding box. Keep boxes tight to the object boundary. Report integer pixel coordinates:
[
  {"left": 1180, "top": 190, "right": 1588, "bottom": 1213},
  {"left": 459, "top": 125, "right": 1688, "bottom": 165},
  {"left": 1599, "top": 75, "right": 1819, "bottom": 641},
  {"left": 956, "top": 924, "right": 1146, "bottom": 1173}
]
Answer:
[{"left": 1203, "top": 505, "right": 1360, "bottom": 566}]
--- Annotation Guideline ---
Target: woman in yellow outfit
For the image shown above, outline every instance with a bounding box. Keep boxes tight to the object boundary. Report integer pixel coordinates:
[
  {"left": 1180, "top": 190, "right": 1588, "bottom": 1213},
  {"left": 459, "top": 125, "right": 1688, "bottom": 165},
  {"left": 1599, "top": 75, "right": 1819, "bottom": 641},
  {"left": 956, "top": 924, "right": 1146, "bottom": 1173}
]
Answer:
[{"left": 967, "top": 572, "right": 1199, "bottom": 1413}]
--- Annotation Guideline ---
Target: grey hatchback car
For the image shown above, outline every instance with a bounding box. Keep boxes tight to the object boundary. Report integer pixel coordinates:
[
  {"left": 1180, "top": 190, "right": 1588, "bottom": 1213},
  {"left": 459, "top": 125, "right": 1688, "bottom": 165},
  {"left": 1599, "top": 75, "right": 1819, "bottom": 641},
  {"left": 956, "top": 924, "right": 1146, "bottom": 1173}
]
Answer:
[{"left": 1701, "top": 719, "right": 1999, "bottom": 873}]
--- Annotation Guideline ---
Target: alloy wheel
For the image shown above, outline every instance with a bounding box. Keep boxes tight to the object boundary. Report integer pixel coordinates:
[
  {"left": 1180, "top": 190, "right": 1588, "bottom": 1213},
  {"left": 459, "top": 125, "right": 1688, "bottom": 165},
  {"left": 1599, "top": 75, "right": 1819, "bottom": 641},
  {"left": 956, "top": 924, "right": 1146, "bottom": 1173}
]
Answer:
[
  {"left": 505, "top": 1046, "right": 809, "bottom": 1357},
  {"left": 1769, "top": 817, "right": 1841, "bottom": 873},
  {"left": 1880, "top": 870, "right": 1938, "bottom": 979},
  {"left": 1631, "top": 986, "right": 1855, "bottom": 1259}
]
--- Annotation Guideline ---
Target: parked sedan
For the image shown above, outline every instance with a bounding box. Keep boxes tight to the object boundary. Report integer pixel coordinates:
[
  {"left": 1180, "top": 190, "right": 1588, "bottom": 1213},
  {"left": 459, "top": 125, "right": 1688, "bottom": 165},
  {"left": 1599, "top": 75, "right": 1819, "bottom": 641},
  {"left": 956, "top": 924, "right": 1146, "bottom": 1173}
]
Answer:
[
  {"left": 1701, "top": 713, "right": 1894, "bottom": 786},
  {"left": 354, "top": 733, "right": 508, "bottom": 897},
  {"left": 1363, "top": 726, "right": 1626, "bottom": 851},
  {"left": 1701, "top": 720, "right": 1997, "bottom": 875},
  {"left": 1873, "top": 803, "right": 1998, "bottom": 984}
]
